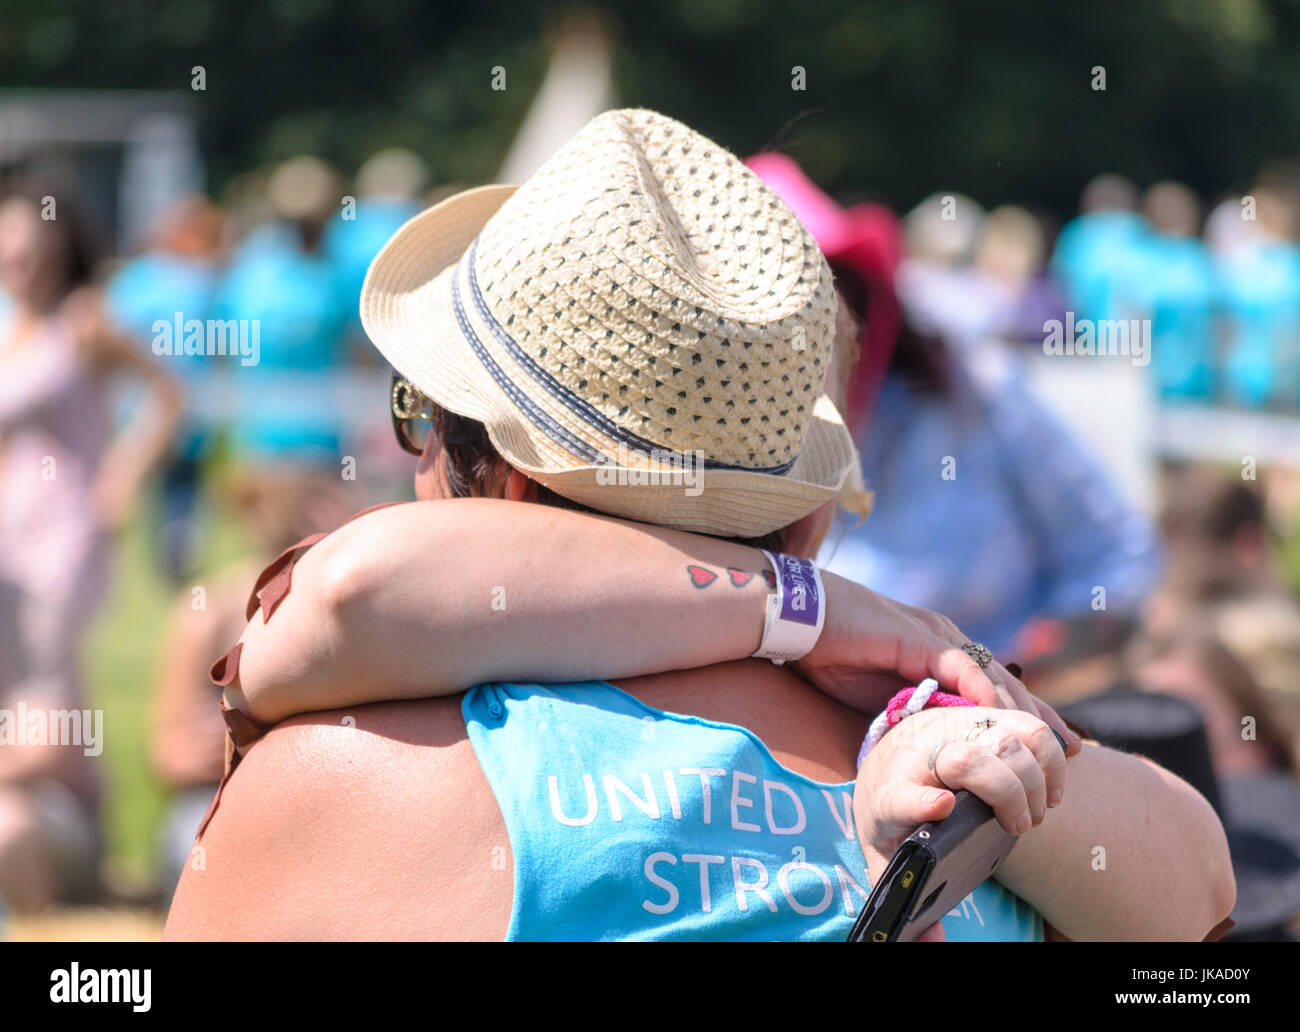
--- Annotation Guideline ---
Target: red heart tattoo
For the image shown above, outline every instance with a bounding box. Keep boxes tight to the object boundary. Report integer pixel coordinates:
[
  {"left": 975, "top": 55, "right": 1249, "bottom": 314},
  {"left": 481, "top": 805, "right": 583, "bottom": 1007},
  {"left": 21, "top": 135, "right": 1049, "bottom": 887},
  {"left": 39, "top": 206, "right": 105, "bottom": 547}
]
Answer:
[
  {"left": 727, "top": 568, "right": 753, "bottom": 588},
  {"left": 686, "top": 564, "right": 717, "bottom": 589}
]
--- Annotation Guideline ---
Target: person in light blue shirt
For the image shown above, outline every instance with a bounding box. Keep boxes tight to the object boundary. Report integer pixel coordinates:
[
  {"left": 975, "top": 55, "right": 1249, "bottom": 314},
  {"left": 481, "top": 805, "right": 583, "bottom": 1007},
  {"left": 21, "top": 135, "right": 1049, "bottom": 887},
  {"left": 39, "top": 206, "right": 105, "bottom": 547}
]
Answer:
[
  {"left": 214, "top": 237, "right": 351, "bottom": 462},
  {"left": 464, "top": 680, "right": 1041, "bottom": 941},
  {"left": 1215, "top": 189, "right": 1300, "bottom": 408},
  {"left": 819, "top": 346, "right": 1161, "bottom": 656},
  {"left": 323, "top": 149, "right": 428, "bottom": 345},
  {"left": 1120, "top": 181, "right": 1219, "bottom": 402},
  {"left": 103, "top": 195, "right": 224, "bottom": 579},
  {"left": 1051, "top": 174, "right": 1150, "bottom": 326},
  {"left": 214, "top": 157, "right": 352, "bottom": 466}
]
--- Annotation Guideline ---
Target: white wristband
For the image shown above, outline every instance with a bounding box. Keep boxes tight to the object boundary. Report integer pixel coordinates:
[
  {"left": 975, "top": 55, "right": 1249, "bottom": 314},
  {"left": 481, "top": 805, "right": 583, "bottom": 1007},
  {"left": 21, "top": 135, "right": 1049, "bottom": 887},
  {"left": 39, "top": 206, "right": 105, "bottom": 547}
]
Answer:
[{"left": 752, "top": 550, "right": 827, "bottom": 665}]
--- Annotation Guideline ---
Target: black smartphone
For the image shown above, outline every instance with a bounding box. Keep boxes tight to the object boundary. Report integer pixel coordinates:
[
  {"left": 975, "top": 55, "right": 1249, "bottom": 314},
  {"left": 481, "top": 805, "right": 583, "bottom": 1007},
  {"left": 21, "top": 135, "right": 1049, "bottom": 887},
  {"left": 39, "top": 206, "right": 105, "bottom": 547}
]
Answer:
[{"left": 846, "top": 790, "right": 1018, "bottom": 942}]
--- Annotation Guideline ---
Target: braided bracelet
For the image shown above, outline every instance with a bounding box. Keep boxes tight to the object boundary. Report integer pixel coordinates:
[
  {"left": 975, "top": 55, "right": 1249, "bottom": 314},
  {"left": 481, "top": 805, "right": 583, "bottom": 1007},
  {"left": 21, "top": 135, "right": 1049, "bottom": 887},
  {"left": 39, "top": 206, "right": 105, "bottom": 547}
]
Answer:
[{"left": 857, "top": 679, "right": 975, "bottom": 768}]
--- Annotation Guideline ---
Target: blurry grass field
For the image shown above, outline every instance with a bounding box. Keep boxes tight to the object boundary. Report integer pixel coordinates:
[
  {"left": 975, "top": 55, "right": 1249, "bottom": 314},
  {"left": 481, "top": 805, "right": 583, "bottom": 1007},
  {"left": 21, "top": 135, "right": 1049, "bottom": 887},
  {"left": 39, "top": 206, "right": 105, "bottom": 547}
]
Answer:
[{"left": 83, "top": 482, "right": 254, "bottom": 891}]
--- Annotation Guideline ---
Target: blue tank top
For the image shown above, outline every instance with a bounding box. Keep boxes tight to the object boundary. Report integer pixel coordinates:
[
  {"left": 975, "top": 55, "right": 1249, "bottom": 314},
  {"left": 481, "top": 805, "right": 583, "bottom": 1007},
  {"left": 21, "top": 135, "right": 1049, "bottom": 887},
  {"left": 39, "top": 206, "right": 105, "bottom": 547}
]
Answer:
[{"left": 463, "top": 681, "right": 1044, "bottom": 942}]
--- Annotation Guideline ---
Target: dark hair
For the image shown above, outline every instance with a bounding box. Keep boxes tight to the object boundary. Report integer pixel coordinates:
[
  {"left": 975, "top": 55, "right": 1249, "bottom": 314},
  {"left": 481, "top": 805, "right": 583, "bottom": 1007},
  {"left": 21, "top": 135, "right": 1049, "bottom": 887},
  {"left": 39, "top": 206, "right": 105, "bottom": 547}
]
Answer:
[
  {"left": 828, "top": 259, "right": 951, "bottom": 399},
  {"left": 428, "top": 402, "right": 786, "bottom": 551},
  {"left": 1, "top": 171, "right": 104, "bottom": 296},
  {"left": 1159, "top": 467, "right": 1266, "bottom": 544}
]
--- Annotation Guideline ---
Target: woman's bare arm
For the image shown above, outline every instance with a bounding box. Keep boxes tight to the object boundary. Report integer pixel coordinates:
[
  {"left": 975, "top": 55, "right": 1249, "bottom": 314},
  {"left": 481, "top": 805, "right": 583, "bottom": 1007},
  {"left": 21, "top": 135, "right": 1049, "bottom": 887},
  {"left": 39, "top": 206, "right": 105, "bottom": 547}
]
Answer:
[
  {"left": 74, "top": 289, "right": 183, "bottom": 530},
  {"left": 854, "top": 707, "right": 1235, "bottom": 941},
  {"left": 998, "top": 743, "right": 1234, "bottom": 940},
  {"left": 226, "top": 498, "right": 1079, "bottom": 751}
]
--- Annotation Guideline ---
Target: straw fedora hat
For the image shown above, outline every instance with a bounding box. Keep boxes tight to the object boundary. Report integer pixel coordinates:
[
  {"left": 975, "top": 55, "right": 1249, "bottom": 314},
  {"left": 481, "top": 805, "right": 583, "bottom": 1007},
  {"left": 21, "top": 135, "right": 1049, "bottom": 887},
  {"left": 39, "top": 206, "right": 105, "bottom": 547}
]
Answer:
[{"left": 361, "top": 108, "right": 859, "bottom": 537}]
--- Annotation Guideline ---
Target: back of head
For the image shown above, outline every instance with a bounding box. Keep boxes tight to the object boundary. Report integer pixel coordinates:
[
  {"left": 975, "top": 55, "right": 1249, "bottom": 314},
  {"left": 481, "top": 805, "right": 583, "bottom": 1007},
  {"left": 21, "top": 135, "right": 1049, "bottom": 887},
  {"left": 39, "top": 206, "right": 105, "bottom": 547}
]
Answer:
[
  {"left": 1143, "top": 180, "right": 1201, "bottom": 238},
  {"left": 1158, "top": 466, "right": 1268, "bottom": 600},
  {"left": 1080, "top": 173, "right": 1138, "bottom": 215},
  {"left": 267, "top": 155, "right": 341, "bottom": 247},
  {"left": 1160, "top": 467, "right": 1264, "bottom": 545},
  {"left": 904, "top": 192, "right": 985, "bottom": 265},
  {"left": 356, "top": 148, "right": 428, "bottom": 201},
  {"left": 974, "top": 205, "right": 1045, "bottom": 284}
]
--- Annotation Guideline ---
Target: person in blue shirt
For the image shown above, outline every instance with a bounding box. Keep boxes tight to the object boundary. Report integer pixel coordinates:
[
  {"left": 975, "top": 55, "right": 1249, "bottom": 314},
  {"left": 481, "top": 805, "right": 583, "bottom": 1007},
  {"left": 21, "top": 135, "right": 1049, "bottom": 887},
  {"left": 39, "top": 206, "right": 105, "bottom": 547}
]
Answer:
[
  {"left": 104, "top": 195, "right": 223, "bottom": 579},
  {"left": 1215, "top": 187, "right": 1300, "bottom": 408},
  {"left": 323, "top": 148, "right": 428, "bottom": 346},
  {"left": 819, "top": 345, "right": 1162, "bottom": 656},
  {"left": 214, "top": 157, "right": 352, "bottom": 468},
  {"left": 164, "top": 354, "right": 1228, "bottom": 943},
  {"left": 1051, "top": 174, "right": 1150, "bottom": 326},
  {"left": 1122, "top": 181, "right": 1219, "bottom": 402}
]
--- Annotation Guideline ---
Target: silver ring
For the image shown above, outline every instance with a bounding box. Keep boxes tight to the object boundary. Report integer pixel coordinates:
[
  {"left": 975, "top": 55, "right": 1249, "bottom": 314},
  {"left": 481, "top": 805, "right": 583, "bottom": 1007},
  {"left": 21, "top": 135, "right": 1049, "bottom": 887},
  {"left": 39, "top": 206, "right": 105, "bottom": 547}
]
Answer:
[
  {"left": 966, "top": 718, "right": 997, "bottom": 742},
  {"left": 963, "top": 641, "right": 993, "bottom": 669},
  {"left": 927, "top": 740, "right": 959, "bottom": 786}
]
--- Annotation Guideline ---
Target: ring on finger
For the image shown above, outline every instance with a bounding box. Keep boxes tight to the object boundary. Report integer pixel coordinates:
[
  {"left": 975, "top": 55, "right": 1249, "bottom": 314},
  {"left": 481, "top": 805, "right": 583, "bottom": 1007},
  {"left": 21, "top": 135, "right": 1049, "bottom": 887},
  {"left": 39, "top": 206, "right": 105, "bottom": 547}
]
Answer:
[
  {"left": 965, "top": 717, "right": 997, "bottom": 742},
  {"left": 962, "top": 641, "right": 993, "bottom": 669},
  {"left": 927, "top": 739, "right": 960, "bottom": 786}
]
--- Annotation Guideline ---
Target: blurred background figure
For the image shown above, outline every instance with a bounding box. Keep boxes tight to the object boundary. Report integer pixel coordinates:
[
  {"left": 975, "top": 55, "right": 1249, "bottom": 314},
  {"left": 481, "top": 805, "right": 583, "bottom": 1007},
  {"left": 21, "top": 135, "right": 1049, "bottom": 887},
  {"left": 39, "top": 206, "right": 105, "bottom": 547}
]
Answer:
[
  {"left": 1127, "top": 181, "right": 1218, "bottom": 402},
  {"left": 971, "top": 204, "right": 1067, "bottom": 344},
  {"left": 1050, "top": 173, "right": 1148, "bottom": 325},
  {"left": 1131, "top": 625, "right": 1298, "bottom": 777},
  {"left": 894, "top": 191, "right": 994, "bottom": 347},
  {"left": 1147, "top": 465, "right": 1300, "bottom": 744},
  {"left": 323, "top": 148, "right": 428, "bottom": 348},
  {"left": 1150, "top": 465, "right": 1298, "bottom": 620},
  {"left": 105, "top": 194, "right": 224, "bottom": 582},
  {"left": 1216, "top": 184, "right": 1300, "bottom": 409},
  {"left": 214, "top": 155, "right": 351, "bottom": 467},
  {"left": 0, "top": 175, "right": 179, "bottom": 913},
  {"left": 750, "top": 155, "right": 1161, "bottom": 656}
]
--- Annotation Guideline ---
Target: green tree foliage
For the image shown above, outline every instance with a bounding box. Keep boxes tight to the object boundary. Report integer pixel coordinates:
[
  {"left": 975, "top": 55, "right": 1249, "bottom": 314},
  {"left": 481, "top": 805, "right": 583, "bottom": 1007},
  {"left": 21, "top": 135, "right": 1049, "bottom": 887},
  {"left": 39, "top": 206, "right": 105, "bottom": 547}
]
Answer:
[{"left": 2, "top": 0, "right": 1296, "bottom": 214}]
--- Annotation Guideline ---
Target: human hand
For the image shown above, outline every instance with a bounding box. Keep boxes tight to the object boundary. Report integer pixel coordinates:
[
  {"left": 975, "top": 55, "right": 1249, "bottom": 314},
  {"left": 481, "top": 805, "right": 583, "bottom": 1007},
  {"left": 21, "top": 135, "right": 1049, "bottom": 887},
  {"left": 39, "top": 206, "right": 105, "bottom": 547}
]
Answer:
[
  {"left": 795, "top": 572, "right": 1081, "bottom": 755},
  {"left": 852, "top": 704, "right": 1069, "bottom": 893}
]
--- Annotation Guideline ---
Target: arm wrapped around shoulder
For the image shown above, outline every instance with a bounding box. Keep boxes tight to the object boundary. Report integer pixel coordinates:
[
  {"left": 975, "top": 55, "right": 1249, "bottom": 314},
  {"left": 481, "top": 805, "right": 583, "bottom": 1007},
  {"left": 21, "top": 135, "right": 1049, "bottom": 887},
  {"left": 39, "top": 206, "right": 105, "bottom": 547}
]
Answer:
[{"left": 995, "top": 742, "right": 1236, "bottom": 941}]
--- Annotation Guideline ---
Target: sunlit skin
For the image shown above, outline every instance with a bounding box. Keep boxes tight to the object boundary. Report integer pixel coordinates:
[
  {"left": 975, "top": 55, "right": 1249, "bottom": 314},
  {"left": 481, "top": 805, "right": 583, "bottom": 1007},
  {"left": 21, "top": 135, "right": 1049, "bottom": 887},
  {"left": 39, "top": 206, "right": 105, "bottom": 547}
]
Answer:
[
  {"left": 165, "top": 408, "right": 1232, "bottom": 941},
  {"left": 162, "top": 267, "right": 1234, "bottom": 941}
]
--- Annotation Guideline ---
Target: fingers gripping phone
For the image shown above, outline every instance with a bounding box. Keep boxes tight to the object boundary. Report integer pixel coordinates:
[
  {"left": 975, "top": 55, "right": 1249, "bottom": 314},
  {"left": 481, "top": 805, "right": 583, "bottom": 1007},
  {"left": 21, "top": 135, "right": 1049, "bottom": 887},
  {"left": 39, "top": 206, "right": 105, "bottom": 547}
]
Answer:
[{"left": 846, "top": 790, "right": 1019, "bottom": 942}]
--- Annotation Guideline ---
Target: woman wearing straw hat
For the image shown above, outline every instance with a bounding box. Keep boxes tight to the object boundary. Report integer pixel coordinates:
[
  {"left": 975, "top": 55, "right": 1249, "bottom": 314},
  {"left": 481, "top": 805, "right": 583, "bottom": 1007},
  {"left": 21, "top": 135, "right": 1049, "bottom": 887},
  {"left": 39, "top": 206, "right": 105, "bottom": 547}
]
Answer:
[{"left": 166, "top": 110, "right": 1232, "bottom": 941}]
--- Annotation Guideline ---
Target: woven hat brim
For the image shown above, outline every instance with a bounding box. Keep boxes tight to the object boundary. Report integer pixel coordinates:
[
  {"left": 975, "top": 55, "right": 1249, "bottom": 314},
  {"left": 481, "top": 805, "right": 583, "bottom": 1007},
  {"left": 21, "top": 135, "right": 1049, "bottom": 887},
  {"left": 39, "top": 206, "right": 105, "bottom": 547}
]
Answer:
[{"left": 362, "top": 186, "right": 858, "bottom": 538}]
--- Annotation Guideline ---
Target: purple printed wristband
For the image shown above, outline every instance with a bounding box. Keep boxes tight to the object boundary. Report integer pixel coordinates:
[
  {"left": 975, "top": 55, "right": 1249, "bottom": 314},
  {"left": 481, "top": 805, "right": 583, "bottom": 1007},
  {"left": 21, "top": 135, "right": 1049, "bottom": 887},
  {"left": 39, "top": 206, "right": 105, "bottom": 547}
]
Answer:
[{"left": 752, "top": 550, "right": 826, "bottom": 664}]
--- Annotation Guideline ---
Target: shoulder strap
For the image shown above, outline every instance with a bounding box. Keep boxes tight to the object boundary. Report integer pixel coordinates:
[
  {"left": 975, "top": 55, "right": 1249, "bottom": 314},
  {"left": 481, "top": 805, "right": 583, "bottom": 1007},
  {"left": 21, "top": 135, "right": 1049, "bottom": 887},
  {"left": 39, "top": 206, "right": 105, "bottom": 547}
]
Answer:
[{"left": 195, "top": 500, "right": 408, "bottom": 843}]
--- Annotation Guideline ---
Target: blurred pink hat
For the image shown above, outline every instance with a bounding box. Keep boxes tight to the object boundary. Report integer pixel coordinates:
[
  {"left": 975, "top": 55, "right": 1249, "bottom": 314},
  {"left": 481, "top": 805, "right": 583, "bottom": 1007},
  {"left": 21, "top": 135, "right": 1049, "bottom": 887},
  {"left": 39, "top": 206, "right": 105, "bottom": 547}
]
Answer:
[{"left": 745, "top": 152, "right": 903, "bottom": 437}]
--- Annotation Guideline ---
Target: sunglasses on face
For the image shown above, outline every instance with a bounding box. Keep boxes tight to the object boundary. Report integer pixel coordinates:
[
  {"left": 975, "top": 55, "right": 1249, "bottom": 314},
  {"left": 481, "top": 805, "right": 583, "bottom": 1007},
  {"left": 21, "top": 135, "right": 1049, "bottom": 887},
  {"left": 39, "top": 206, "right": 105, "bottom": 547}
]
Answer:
[{"left": 390, "top": 373, "right": 434, "bottom": 456}]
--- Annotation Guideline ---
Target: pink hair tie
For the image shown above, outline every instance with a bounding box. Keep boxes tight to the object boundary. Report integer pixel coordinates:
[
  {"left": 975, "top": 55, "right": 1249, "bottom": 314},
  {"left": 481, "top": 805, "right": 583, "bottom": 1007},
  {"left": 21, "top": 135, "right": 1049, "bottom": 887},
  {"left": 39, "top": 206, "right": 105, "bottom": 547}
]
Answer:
[{"left": 857, "top": 679, "right": 975, "bottom": 768}]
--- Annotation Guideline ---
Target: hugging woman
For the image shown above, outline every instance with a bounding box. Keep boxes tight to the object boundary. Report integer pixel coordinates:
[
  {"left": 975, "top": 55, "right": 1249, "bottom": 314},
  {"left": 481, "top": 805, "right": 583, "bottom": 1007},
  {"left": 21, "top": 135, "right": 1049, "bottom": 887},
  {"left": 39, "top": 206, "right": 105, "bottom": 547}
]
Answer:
[{"left": 165, "top": 110, "right": 1233, "bottom": 941}]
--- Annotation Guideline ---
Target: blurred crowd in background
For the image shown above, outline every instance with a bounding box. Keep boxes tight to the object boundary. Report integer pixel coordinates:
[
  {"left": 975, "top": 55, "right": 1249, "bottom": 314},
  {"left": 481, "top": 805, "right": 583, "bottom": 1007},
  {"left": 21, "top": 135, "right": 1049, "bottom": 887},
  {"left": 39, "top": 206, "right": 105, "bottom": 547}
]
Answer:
[{"left": 3, "top": 4, "right": 1300, "bottom": 942}]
